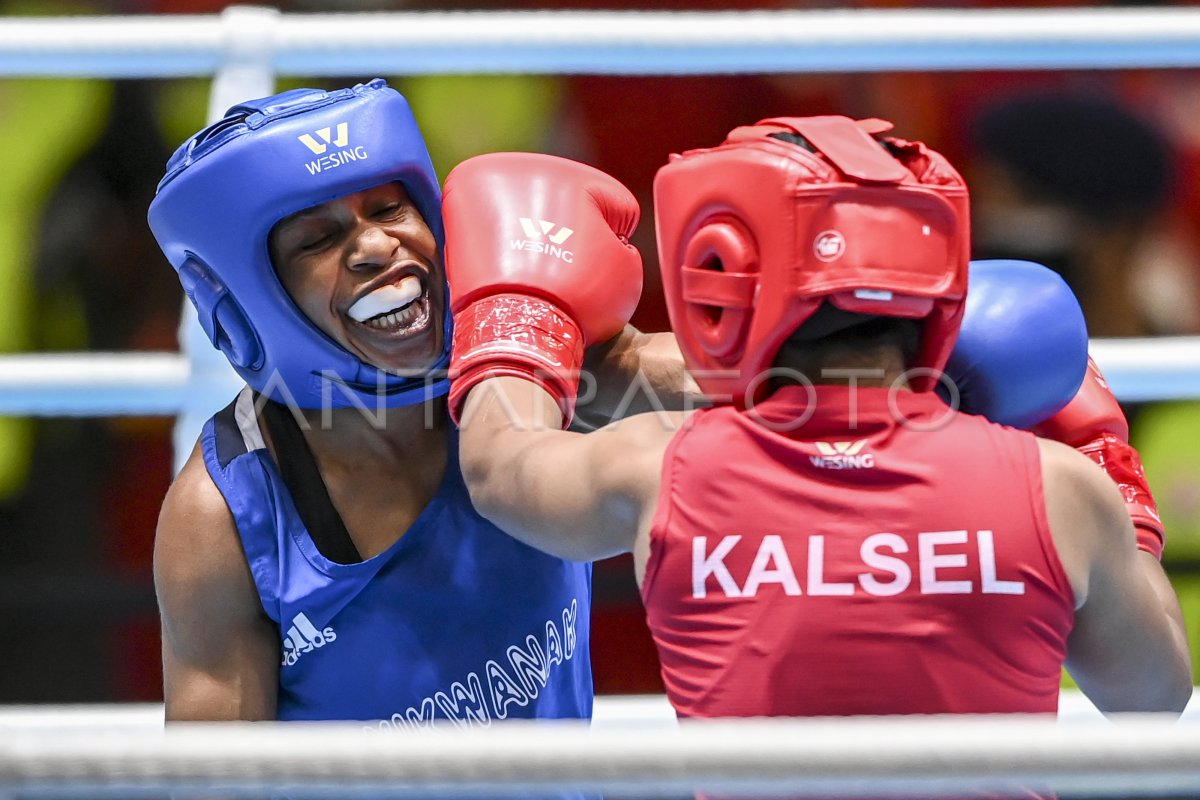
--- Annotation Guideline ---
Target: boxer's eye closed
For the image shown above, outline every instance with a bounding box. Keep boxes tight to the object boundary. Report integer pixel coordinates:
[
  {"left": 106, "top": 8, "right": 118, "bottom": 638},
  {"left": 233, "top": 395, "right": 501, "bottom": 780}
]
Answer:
[
  {"left": 271, "top": 218, "right": 339, "bottom": 261},
  {"left": 371, "top": 202, "right": 406, "bottom": 222},
  {"left": 299, "top": 231, "right": 336, "bottom": 252},
  {"left": 282, "top": 220, "right": 339, "bottom": 254}
]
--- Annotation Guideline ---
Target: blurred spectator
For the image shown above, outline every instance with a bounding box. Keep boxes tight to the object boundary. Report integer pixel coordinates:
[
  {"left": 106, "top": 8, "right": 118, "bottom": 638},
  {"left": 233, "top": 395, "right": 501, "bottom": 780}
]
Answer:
[
  {"left": 970, "top": 91, "right": 1200, "bottom": 680},
  {"left": 970, "top": 90, "right": 1200, "bottom": 337},
  {"left": 36, "top": 81, "right": 181, "bottom": 353}
]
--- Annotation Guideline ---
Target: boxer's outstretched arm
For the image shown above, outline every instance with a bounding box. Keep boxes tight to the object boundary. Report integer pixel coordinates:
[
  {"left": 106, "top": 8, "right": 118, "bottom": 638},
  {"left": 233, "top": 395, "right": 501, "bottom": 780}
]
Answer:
[
  {"left": 459, "top": 376, "right": 680, "bottom": 565},
  {"left": 575, "top": 327, "right": 702, "bottom": 429},
  {"left": 154, "top": 442, "right": 279, "bottom": 721},
  {"left": 1041, "top": 439, "right": 1193, "bottom": 713}
]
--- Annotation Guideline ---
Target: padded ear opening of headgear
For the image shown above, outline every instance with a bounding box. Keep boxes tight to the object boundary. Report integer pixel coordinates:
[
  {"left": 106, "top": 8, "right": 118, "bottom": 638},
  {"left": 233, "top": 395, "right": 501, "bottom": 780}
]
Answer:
[
  {"left": 680, "top": 216, "right": 759, "bottom": 360},
  {"left": 178, "top": 256, "right": 263, "bottom": 370},
  {"left": 213, "top": 296, "right": 264, "bottom": 372}
]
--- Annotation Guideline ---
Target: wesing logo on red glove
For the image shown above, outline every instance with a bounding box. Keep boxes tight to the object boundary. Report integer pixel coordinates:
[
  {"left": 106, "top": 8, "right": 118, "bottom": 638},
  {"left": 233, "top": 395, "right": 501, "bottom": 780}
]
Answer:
[{"left": 512, "top": 217, "right": 576, "bottom": 263}]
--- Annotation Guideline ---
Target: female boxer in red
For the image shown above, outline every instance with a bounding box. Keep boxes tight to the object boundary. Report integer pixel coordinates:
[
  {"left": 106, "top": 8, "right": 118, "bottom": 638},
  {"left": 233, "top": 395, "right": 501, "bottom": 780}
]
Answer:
[{"left": 444, "top": 119, "right": 1191, "bottom": 716}]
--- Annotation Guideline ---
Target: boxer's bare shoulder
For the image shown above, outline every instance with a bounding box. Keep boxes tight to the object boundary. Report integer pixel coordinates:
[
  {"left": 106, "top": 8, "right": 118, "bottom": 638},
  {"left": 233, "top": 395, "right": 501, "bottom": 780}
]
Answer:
[
  {"left": 1037, "top": 435, "right": 1125, "bottom": 602},
  {"left": 154, "top": 441, "right": 278, "bottom": 721}
]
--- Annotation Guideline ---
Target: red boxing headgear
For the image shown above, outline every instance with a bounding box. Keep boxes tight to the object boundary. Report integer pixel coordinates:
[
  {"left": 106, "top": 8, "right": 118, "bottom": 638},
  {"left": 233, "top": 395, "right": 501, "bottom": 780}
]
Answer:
[{"left": 654, "top": 116, "right": 969, "bottom": 406}]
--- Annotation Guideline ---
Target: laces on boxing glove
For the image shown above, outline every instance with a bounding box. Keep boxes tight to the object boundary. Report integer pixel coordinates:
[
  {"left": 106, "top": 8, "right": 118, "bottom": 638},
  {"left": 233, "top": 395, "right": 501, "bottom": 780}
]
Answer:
[
  {"left": 1075, "top": 433, "right": 1166, "bottom": 559},
  {"left": 448, "top": 294, "right": 586, "bottom": 429}
]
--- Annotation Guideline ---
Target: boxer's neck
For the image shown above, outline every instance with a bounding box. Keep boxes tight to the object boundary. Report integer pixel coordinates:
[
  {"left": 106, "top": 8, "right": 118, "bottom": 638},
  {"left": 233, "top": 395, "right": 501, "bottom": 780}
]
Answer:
[
  {"left": 293, "top": 397, "right": 450, "bottom": 463},
  {"left": 773, "top": 342, "right": 911, "bottom": 391}
]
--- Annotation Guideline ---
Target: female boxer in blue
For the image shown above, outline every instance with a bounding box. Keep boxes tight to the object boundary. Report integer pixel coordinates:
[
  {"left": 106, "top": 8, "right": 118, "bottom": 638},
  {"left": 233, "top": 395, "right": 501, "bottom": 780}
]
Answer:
[{"left": 147, "top": 79, "right": 687, "bottom": 729}]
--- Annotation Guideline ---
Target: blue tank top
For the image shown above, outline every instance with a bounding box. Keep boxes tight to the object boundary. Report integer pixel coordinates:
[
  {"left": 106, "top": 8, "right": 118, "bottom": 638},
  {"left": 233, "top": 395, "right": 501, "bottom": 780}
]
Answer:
[{"left": 201, "top": 388, "right": 594, "bottom": 727}]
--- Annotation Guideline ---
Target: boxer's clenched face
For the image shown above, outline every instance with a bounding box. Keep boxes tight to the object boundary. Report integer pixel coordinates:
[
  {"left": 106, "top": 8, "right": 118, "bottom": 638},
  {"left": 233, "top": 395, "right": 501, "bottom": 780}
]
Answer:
[{"left": 269, "top": 182, "right": 446, "bottom": 376}]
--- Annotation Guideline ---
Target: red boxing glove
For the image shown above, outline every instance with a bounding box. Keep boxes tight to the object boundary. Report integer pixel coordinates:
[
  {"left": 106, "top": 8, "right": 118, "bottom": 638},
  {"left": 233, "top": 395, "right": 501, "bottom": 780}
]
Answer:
[
  {"left": 1032, "top": 357, "right": 1165, "bottom": 558},
  {"left": 443, "top": 153, "right": 643, "bottom": 427}
]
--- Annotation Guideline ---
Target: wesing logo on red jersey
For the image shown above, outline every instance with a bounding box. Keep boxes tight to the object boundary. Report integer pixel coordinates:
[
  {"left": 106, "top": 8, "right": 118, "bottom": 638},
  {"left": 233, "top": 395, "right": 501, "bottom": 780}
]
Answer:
[{"left": 808, "top": 440, "right": 875, "bottom": 470}]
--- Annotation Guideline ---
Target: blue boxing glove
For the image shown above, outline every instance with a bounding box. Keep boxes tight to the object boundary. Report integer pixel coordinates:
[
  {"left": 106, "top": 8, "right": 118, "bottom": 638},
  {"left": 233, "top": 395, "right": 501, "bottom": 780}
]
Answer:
[{"left": 942, "top": 260, "right": 1089, "bottom": 429}]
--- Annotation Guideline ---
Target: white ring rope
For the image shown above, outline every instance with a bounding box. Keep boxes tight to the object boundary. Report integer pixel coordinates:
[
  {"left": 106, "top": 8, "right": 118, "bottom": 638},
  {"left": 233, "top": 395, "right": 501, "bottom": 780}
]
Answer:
[
  {"left": 0, "top": 353, "right": 238, "bottom": 416},
  {"left": 0, "top": 340, "right": 1193, "bottom": 416},
  {"left": 0, "top": 690, "right": 1190, "bottom": 796},
  {"left": 0, "top": 713, "right": 1197, "bottom": 797},
  {"left": 5, "top": 6, "right": 1200, "bottom": 76},
  {"left": 1088, "top": 337, "right": 1200, "bottom": 403},
  {"left": 4, "top": 690, "right": 1190, "bottom": 733}
]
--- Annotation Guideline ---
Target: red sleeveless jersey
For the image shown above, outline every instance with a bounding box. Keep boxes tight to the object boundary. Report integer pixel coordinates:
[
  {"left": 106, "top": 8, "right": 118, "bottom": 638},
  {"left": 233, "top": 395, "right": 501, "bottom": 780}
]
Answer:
[{"left": 643, "top": 385, "right": 1075, "bottom": 717}]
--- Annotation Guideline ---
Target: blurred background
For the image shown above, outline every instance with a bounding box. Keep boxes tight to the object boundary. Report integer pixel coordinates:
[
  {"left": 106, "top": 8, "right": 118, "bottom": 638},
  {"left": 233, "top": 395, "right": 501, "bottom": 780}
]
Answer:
[{"left": 1, "top": 0, "right": 1198, "bottom": 704}]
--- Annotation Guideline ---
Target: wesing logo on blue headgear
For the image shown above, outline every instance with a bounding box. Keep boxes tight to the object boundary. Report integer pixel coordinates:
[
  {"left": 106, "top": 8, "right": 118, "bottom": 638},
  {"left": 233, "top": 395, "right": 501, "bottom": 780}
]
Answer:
[{"left": 297, "top": 122, "right": 370, "bottom": 175}]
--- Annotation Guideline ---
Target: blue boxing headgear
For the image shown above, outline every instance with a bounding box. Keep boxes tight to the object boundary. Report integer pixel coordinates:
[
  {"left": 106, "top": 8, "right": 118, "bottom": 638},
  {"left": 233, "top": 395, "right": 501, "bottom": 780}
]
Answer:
[{"left": 149, "top": 79, "right": 451, "bottom": 409}]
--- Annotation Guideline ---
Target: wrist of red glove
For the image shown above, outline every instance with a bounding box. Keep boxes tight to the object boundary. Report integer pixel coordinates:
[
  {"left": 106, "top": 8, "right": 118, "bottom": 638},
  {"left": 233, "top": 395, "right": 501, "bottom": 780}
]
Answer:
[
  {"left": 1074, "top": 432, "right": 1166, "bottom": 559},
  {"left": 448, "top": 293, "right": 585, "bottom": 429},
  {"left": 1031, "top": 357, "right": 1166, "bottom": 559}
]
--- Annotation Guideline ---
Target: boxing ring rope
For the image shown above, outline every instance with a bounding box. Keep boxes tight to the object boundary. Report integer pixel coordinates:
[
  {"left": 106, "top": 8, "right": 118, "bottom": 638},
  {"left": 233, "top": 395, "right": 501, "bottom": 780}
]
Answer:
[
  {"left": 0, "top": 338, "right": 1194, "bottom": 415},
  {"left": 0, "top": 713, "right": 1197, "bottom": 798},
  {"left": 9, "top": 6, "right": 1200, "bottom": 75},
  {"left": 0, "top": 694, "right": 1195, "bottom": 796}
]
